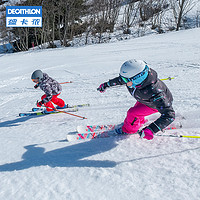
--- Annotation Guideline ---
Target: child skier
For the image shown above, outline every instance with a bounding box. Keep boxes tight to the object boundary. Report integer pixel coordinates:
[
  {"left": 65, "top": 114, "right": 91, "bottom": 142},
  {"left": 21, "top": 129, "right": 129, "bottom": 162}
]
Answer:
[
  {"left": 97, "top": 59, "right": 175, "bottom": 140},
  {"left": 31, "top": 70, "right": 66, "bottom": 113}
]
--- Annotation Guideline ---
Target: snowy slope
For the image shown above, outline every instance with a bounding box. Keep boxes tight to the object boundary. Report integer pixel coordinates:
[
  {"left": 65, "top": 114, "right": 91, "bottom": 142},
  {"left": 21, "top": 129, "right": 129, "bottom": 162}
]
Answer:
[{"left": 0, "top": 28, "right": 200, "bottom": 200}]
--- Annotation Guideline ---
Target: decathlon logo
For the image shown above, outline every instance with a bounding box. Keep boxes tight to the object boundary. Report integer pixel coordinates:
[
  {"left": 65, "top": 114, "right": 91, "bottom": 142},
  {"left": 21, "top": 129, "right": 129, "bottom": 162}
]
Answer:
[{"left": 6, "top": 6, "right": 42, "bottom": 27}]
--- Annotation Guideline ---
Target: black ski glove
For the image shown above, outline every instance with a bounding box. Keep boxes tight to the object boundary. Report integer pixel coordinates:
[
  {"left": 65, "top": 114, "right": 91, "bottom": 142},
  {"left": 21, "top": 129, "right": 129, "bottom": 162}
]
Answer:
[
  {"left": 37, "top": 100, "right": 44, "bottom": 107},
  {"left": 34, "top": 83, "right": 39, "bottom": 89}
]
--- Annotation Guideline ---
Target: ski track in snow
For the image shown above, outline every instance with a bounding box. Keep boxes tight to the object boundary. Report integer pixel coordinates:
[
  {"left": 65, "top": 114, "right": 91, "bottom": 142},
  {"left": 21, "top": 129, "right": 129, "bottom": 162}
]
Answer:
[{"left": 0, "top": 28, "right": 200, "bottom": 200}]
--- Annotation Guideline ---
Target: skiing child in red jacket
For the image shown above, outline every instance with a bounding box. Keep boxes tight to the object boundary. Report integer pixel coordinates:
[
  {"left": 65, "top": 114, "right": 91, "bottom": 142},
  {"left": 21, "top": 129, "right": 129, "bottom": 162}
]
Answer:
[
  {"left": 31, "top": 70, "right": 66, "bottom": 113},
  {"left": 97, "top": 59, "right": 175, "bottom": 140}
]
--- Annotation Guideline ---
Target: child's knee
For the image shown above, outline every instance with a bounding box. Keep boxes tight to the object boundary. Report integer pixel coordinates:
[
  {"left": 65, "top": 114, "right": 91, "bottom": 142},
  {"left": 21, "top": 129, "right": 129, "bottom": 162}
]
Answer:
[{"left": 41, "top": 94, "right": 46, "bottom": 100}]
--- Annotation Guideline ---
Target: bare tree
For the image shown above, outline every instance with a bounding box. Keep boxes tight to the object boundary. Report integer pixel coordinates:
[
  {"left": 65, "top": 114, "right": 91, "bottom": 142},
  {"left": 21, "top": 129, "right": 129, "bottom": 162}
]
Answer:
[
  {"left": 139, "top": 0, "right": 154, "bottom": 22},
  {"left": 55, "top": 0, "right": 87, "bottom": 47},
  {"left": 106, "top": 0, "right": 122, "bottom": 32},
  {"left": 0, "top": 0, "right": 8, "bottom": 6},
  {"left": 170, "top": 0, "right": 197, "bottom": 31},
  {"left": 41, "top": 0, "right": 58, "bottom": 48},
  {"left": 91, "top": 0, "right": 121, "bottom": 43},
  {"left": 123, "top": 0, "right": 140, "bottom": 33},
  {"left": 150, "top": 0, "right": 169, "bottom": 32},
  {"left": 83, "top": 13, "right": 96, "bottom": 45},
  {"left": 196, "top": 10, "right": 200, "bottom": 27}
]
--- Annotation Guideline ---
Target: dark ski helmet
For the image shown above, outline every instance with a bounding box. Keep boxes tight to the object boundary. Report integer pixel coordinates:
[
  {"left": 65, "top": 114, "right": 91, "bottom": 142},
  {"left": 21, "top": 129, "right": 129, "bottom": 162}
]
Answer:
[{"left": 31, "top": 70, "right": 43, "bottom": 82}]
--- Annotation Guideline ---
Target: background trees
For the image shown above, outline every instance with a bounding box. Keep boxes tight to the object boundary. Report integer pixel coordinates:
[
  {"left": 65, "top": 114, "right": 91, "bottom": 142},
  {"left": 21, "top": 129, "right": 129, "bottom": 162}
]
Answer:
[
  {"left": 170, "top": 0, "right": 197, "bottom": 31},
  {"left": 0, "top": 0, "right": 198, "bottom": 52}
]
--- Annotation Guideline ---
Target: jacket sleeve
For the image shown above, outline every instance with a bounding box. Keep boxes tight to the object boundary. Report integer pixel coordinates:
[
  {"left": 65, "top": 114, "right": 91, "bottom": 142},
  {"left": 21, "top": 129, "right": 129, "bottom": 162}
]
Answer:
[
  {"left": 107, "top": 76, "right": 126, "bottom": 87},
  {"left": 39, "top": 77, "right": 62, "bottom": 103},
  {"left": 146, "top": 93, "right": 175, "bottom": 133},
  {"left": 40, "top": 83, "right": 53, "bottom": 103}
]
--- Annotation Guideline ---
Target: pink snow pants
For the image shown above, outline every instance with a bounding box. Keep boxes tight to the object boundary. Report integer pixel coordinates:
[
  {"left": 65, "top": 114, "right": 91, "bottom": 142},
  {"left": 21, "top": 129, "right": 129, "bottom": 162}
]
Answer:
[{"left": 122, "top": 101, "right": 158, "bottom": 134}]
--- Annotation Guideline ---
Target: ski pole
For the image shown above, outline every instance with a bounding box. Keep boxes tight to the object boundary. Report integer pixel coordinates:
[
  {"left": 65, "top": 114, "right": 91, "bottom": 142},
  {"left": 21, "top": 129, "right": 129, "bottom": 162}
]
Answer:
[
  {"left": 34, "top": 81, "right": 72, "bottom": 88},
  {"left": 55, "top": 108, "right": 87, "bottom": 119},
  {"left": 156, "top": 134, "right": 200, "bottom": 138},
  {"left": 160, "top": 77, "right": 175, "bottom": 81},
  {"left": 45, "top": 106, "right": 87, "bottom": 119},
  {"left": 59, "top": 81, "right": 73, "bottom": 84}
]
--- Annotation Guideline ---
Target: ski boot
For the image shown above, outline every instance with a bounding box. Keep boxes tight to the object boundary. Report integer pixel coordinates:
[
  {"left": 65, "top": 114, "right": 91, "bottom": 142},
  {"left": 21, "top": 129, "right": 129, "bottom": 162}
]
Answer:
[{"left": 56, "top": 104, "right": 68, "bottom": 109}]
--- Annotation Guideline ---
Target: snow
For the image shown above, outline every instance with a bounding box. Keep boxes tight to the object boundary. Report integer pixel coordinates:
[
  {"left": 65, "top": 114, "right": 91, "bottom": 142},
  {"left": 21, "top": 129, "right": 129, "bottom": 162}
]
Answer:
[{"left": 0, "top": 28, "right": 200, "bottom": 200}]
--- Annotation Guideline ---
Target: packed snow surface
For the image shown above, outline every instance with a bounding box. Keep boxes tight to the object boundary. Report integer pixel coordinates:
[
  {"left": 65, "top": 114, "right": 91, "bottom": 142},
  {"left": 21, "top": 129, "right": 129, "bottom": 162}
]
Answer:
[{"left": 0, "top": 28, "right": 200, "bottom": 200}]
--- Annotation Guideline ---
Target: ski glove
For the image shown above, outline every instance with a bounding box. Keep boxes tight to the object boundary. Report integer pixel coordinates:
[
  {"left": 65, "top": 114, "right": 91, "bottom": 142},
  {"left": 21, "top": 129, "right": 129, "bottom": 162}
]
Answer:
[
  {"left": 34, "top": 83, "right": 39, "bottom": 89},
  {"left": 37, "top": 100, "right": 44, "bottom": 107},
  {"left": 97, "top": 82, "right": 109, "bottom": 93},
  {"left": 138, "top": 128, "right": 154, "bottom": 140}
]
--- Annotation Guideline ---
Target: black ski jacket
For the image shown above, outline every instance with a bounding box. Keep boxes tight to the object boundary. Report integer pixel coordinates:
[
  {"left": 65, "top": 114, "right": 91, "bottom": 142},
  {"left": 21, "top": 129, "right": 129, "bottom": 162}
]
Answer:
[{"left": 107, "top": 68, "right": 175, "bottom": 133}]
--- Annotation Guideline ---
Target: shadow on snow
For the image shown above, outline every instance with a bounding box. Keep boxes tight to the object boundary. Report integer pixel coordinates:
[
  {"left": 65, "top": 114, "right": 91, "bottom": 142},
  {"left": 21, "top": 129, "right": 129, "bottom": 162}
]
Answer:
[
  {"left": 0, "top": 137, "right": 120, "bottom": 171},
  {"left": 0, "top": 115, "right": 45, "bottom": 127}
]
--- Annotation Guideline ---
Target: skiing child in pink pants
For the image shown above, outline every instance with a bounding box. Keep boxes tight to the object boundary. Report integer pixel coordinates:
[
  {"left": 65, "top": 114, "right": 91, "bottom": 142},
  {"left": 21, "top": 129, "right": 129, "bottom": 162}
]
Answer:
[
  {"left": 97, "top": 59, "right": 175, "bottom": 140},
  {"left": 123, "top": 101, "right": 158, "bottom": 135}
]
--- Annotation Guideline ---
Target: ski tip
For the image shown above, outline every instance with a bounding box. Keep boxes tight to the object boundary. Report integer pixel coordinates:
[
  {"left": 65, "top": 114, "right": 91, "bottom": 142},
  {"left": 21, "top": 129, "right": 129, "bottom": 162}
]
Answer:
[
  {"left": 76, "top": 126, "right": 84, "bottom": 133},
  {"left": 72, "top": 103, "right": 90, "bottom": 108},
  {"left": 58, "top": 139, "right": 69, "bottom": 142},
  {"left": 66, "top": 132, "right": 79, "bottom": 142},
  {"left": 68, "top": 131, "right": 79, "bottom": 135},
  {"left": 78, "top": 103, "right": 90, "bottom": 107}
]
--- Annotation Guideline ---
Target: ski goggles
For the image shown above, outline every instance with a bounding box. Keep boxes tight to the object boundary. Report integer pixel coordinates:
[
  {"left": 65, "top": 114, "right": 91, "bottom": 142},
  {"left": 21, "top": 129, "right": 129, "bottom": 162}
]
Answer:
[
  {"left": 32, "top": 78, "right": 39, "bottom": 83},
  {"left": 120, "top": 65, "right": 149, "bottom": 88}
]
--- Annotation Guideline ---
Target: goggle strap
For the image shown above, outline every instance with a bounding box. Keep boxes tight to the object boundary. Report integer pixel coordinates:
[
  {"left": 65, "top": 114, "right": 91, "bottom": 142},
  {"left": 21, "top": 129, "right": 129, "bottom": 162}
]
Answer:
[{"left": 121, "top": 76, "right": 128, "bottom": 83}]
